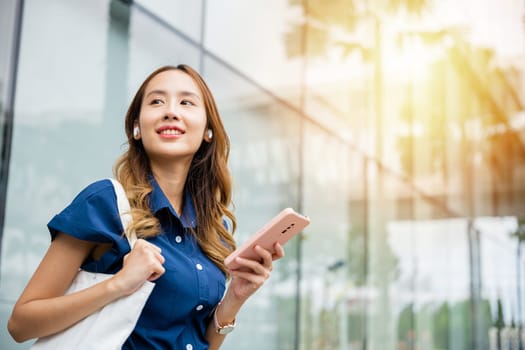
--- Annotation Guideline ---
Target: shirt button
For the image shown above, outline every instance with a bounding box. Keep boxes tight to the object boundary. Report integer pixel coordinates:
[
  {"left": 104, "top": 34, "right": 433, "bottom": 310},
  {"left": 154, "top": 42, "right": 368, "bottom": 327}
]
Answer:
[
  {"left": 196, "top": 304, "right": 204, "bottom": 311},
  {"left": 175, "top": 236, "right": 182, "bottom": 243},
  {"left": 186, "top": 344, "right": 193, "bottom": 350},
  {"left": 196, "top": 263, "right": 203, "bottom": 270}
]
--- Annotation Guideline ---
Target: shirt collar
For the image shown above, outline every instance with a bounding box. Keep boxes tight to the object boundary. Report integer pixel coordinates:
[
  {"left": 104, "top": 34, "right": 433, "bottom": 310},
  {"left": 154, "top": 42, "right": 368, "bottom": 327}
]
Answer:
[{"left": 149, "top": 176, "right": 197, "bottom": 229}]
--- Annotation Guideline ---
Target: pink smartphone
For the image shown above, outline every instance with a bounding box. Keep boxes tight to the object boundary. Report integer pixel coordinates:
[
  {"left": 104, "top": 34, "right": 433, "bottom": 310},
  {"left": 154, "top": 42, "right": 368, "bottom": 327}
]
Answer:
[{"left": 224, "top": 208, "right": 310, "bottom": 269}]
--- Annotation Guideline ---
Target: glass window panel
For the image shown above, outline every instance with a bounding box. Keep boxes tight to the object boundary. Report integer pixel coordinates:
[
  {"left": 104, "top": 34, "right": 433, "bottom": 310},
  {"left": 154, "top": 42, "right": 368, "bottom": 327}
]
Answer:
[
  {"left": 0, "top": 0, "right": 17, "bottom": 137},
  {"left": 0, "top": 2, "right": 116, "bottom": 350},
  {"left": 204, "top": 0, "right": 304, "bottom": 108},
  {"left": 0, "top": 2, "right": 19, "bottom": 349},
  {"left": 410, "top": 219, "right": 472, "bottom": 350},
  {"left": 303, "top": 52, "right": 371, "bottom": 158},
  {"left": 300, "top": 120, "right": 365, "bottom": 350},
  {"left": 134, "top": 0, "right": 203, "bottom": 43},
  {"left": 1, "top": 0, "right": 113, "bottom": 299},
  {"left": 128, "top": 5, "right": 201, "bottom": 95},
  {"left": 365, "top": 167, "right": 473, "bottom": 350},
  {"left": 1, "top": 1, "right": 524, "bottom": 350},
  {"left": 15, "top": 0, "right": 109, "bottom": 125},
  {"left": 478, "top": 216, "right": 523, "bottom": 349},
  {"left": 366, "top": 170, "right": 411, "bottom": 350},
  {"left": 205, "top": 57, "right": 300, "bottom": 350}
]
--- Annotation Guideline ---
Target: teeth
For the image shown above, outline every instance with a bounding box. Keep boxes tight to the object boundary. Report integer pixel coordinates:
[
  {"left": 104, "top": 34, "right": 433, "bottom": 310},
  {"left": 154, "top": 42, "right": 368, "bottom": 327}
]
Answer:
[{"left": 160, "top": 129, "right": 182, "bottom": 135}]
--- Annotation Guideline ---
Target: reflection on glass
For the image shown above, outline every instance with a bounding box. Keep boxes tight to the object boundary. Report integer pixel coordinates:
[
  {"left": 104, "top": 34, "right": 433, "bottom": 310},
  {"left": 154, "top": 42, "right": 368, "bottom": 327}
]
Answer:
[
  {"left": 206, "top": 57, "right": 301, "bottom": 350},
  {"left": 301, "top": 121, "right": 364, "bottom": 349},
  {"left": 0, "top": 0, "right": 524, "bottom": 349},
  {"left": 134, "top": 0, "right": 203, "bottom": 43},
  {"left": 205, "top": 0, "right": 304, "bottom": 108},
  {"left": 128, "top": 4, "right": 201, "bottom": 94}
]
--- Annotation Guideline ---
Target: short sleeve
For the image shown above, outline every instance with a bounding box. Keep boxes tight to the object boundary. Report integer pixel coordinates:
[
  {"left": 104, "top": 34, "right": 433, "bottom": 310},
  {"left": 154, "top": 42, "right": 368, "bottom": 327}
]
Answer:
[{"left": 47, "top": 179, "right": 131, "bottom": 273}]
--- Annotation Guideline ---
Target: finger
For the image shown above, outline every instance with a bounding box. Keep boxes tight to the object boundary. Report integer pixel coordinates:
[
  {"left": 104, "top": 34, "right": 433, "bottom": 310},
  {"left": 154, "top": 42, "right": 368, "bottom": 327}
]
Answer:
[
  {"left": 272, "top": 242, "right": 285, "bottom": 260},
  {"left": 254, "top": 245, "right": 273, "bottom": 269},
  {"left": 230, "top": 270, "right": 266, "bottom": 286},
  {"left": 135, "top": 239, "right": 162, "bottom": 254},
  {"left": 134, "top": 241, "right": 164, "bottom": 264},
  {"left": 152, "top": 250, "right": 165, "bottom": 264},
  {"left": 147, "top": 242, "right": 162, "bottom": 254},
  {"left": 148, "top": 265, "right": 165, "bottom": 282},
  {"left": 233, "top": 257, "right": 270, "bottom": 278},
  {"left": 145, "top": 249, "right": 165, "bottom": 274}
]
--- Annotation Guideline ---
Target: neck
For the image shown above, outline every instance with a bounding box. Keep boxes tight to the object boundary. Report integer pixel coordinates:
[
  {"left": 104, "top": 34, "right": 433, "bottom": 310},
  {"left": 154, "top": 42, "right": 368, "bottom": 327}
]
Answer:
[{"left": 150, "top": 159, "right": 191, "bottom": 216}]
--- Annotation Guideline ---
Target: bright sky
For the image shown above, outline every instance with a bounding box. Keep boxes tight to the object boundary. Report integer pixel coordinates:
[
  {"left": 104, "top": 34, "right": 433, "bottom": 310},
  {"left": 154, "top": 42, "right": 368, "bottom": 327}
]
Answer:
[
  {"left": 377, "top": 0, "right": 525, "bottom": 81},
  {"left": 433, "top": 0, "right": 525, "bottom": 57}
]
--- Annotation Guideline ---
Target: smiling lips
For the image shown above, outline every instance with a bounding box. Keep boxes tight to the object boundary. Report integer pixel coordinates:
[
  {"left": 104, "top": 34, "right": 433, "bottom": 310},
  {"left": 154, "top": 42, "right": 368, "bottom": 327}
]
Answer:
[{"left": 156, "top": 125, "right": 184, "bottom": 137}]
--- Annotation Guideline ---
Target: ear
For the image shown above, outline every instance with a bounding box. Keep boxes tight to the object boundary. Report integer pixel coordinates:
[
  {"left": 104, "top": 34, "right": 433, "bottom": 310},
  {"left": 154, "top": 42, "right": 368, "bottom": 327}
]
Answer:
[
  {"left": 203, "top": 128, "right": 213, "bottom": 143},
  {"left": 133, "top": 122, "right": 141, "bottom": 140}
]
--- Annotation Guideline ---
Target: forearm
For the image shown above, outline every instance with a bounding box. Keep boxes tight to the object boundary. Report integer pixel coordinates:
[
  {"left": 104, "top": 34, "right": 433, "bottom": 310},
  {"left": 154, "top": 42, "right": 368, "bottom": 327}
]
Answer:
[
  {"left": 206, "top": 243, "right": 284, "bottom": 349},
  {"left": 8, "top": 277, "right": 124, "bottom": 342},
  {"left": 206, "top": 321, "right": 227, "bottom": 350},
  {"left": 206, "top": 291, "right": 245, "bottom": 350}
]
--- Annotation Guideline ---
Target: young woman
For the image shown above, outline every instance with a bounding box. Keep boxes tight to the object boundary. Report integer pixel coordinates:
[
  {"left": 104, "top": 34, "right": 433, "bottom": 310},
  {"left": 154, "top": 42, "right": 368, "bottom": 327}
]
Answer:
[{"left": 8, "top": 64, "right": 284, "bottom": 349}]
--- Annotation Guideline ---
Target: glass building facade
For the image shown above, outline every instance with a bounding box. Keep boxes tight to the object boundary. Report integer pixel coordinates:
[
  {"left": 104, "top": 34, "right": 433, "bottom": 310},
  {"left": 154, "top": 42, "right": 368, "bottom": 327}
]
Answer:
[{"left": 1, "top": 0, "right": 524, "bottom": 349}]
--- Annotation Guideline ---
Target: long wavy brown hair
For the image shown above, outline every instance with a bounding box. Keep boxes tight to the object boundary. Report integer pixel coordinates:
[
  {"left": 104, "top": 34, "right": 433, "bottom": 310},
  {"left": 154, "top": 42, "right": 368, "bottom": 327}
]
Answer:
[{"left": 113, "top": 64, "right": 237, "bottom": 275}]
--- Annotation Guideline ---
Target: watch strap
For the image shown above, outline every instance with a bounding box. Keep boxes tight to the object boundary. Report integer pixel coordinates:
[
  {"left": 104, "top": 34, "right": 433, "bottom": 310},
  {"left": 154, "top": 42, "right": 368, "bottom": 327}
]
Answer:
[{"left": 213, "top": 302, "right": 236, "bottom": 334}]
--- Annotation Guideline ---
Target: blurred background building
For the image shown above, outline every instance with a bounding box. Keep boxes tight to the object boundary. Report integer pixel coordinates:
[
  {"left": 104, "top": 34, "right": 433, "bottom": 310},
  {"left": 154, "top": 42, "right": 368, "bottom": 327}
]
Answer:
[{"left": 0, "top": 0, "right": 524, "bottom": 349}]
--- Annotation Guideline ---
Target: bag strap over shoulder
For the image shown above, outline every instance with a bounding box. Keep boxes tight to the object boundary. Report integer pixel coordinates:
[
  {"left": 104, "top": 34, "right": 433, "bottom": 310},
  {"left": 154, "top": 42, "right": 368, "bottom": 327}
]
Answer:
[{"left": 108, "top": 178, "right": 137, "bottom": 248}]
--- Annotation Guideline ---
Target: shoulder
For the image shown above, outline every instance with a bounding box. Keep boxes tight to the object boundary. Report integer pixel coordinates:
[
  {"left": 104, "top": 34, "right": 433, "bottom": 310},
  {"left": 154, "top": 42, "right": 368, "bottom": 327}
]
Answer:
[
  {"left": 70, "top": 179, "right": 116, "bottom": 204},
  {"left": 55, "top": 179, "right": 119, "bottom": 220},
  {"left": 47, "top": 179, "right": 131, "bottom": 272},
  {"left": 48, "top": 179, "right": 122, "bottom": 242}
]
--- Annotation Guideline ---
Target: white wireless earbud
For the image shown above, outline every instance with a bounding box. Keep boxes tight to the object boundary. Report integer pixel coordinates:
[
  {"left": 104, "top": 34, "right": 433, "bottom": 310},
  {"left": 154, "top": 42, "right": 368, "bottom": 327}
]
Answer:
[
  {"left": 207, "top": 129, "right": 213, "bottom": 140},
  {"left": 133, "top": 126, "right": 140, "bottom": 139}
]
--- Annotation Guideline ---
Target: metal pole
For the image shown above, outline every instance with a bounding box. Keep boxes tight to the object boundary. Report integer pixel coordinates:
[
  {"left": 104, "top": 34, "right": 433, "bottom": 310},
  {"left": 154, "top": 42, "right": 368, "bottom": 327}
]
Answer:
[
  {"left": 0, "top": 0, "right": 24, "bottom": 279},
  {"left": 517, "top": 238, "right": 523, "bottom": 350}
]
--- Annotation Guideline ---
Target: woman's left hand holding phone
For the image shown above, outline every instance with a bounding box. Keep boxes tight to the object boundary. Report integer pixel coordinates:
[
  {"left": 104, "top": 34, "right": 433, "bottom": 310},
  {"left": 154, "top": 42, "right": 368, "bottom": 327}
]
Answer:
[{"left": 227, "top": 242, "right": 285, "bottom": 301}]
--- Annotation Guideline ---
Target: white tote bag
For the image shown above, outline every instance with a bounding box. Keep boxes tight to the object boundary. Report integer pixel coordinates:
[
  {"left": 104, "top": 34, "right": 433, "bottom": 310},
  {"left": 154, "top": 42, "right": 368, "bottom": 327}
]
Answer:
[{"left": 31, "top": 179, "right": 155, "bottom": 350}]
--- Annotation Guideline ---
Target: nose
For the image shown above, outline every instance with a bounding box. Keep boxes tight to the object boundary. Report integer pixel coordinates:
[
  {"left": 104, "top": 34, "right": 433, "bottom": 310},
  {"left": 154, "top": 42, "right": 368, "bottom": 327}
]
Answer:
[
  {"left": 163, "top": 103, "right": 181, "bottom": 120},
  {"left": 163, "top": 114, "right": 179, "bottom": 121}
]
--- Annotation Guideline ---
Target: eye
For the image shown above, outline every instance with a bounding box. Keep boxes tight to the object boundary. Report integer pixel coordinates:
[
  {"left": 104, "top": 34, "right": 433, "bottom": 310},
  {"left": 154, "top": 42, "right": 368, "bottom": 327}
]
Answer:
[
  {"left": 181, "top": 99, "right": 195, "bottom": 106},
  {"left": 150, "top": 98, "right": 164, "bottom": 105}
]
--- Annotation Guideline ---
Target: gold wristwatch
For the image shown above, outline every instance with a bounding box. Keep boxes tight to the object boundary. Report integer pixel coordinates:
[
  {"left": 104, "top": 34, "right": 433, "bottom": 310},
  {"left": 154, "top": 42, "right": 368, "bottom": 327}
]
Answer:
[{"left": 213, "top": 302, "right": 236, "bottom": 335}]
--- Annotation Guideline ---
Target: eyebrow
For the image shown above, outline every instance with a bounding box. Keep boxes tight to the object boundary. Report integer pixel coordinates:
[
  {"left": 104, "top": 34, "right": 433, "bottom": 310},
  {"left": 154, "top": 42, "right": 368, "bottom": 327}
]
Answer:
[{"left": 145, "top": 89, "right": 201, "bottom": 101}]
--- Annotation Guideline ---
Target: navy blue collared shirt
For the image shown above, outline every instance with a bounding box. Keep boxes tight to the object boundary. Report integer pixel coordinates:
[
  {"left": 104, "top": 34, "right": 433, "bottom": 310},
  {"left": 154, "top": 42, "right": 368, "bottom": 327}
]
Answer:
[{"left": 48, "top": 178, "right": 226, "bottom": 350}]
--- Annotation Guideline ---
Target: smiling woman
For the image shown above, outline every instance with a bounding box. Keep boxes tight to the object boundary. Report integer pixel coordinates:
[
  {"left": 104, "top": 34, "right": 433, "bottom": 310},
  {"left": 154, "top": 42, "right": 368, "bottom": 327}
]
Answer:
[
  {"left": 134, "top": 69, "right": 209, "bottom": 164},
  {"left": 7, "top": 64, "right": 286, "bottom": 350}
]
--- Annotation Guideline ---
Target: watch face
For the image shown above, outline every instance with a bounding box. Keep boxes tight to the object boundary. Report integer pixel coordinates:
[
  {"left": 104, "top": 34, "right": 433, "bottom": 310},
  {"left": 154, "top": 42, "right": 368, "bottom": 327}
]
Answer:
[{"left": 217, "top": 325, "right": 235, "bottom": 335}]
